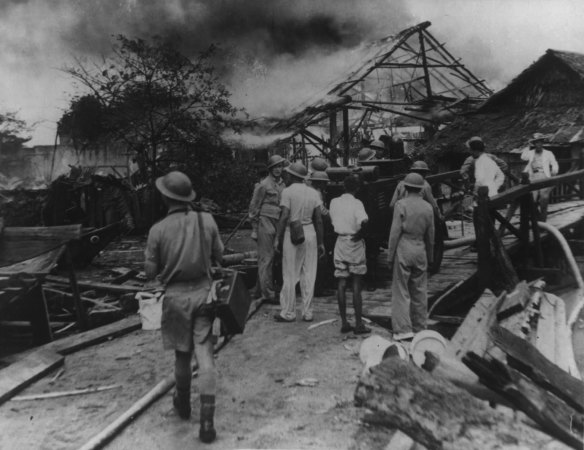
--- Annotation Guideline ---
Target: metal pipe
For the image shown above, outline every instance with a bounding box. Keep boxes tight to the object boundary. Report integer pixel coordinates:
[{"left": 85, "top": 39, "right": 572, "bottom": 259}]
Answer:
[{"left": 537, "top": 221, "right": 584, "bottom": 328}]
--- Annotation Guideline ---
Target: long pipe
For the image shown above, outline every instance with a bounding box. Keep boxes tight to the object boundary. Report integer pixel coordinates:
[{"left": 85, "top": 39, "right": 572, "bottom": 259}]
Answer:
[{"left": 537, "top": 221, "right": 584, "bottom": 328}]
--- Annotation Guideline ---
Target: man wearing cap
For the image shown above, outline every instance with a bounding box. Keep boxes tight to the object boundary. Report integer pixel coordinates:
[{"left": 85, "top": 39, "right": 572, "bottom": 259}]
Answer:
[
  {"left": 460, "top": 136, "right": 506, "bottom": 197},
  {"left": 145, "top": 171, "right": 223, "bottom": 444},
  {"left": 329, "top": 174, "right": 371, "bottom": 335},
  {"left": 387, "top": 172, "right": 434, "bottom": 342},
  {"left": 390, "top": 160, "right": 441, "bottom": 218},
  {"left": 521, "top": 133, "right": 558, "bottom": 221},
  {"left": 274, "top": 162, "right": 325, "bottom": 322},
  {"left": 248, "top": 155, "right": 286, "bottom": 304}
]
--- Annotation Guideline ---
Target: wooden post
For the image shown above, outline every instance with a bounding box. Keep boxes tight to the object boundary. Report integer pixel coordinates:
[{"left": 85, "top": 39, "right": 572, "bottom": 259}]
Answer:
[
  {"left": 473, "top": 186, "right": 493, "bottom": 292},
  {"left": 579, "top": 149, "right": 584, "bottom": 199},
  {"left": 473, "top": 186, "right": 518, "bottom": 294},
  {"left": 529, "top": 193, "right": 544, "bottom": 267},
  {"left": 66, "top": 245, "right": 88, "bottom": 330},
  {"left": 519, "top": 173, "right": 531, "bottom": 266},
  {"left": 329, "top": 110, "right": 338, "bottom": 159},
  {"left": 27, "top": 280, "right": 53, "bottom": 345},
  {"left": 418, "top": 30, "right": 432, "bottom": 98},
  {"left": 342, "top": 107, "right": 350, "bottom": 166}
]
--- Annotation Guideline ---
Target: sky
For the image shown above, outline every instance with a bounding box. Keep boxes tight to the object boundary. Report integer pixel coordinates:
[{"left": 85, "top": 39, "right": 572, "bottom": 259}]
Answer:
[{"left": 0, "top": 0, "right": 582, "bottom": 146}]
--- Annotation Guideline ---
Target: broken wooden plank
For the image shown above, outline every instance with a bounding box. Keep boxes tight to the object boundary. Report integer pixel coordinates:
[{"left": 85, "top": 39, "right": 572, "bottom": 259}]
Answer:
[
  {"left": 12, "top": 384, "right": 121, "bottom": 401},
  {"left": 355, "top": 357, "right": 566, "bottom": 450},
  {"left": 0, "top": 349, "right": 64, "bottom": 405},
  {"left": 496, "top": 280, "right": 530, "bottom": 321},
  {"left": 44, "top": 315, "right": 141, "bottom": 355},
  {"left": 463, "top": 352, "right": 583, "bottom": 449},
  {"left": 490, "top": 324, "right": 584, "bottom": 413},
  {"left": 46, "top": 276, "right": 143, "bottom": 294}
]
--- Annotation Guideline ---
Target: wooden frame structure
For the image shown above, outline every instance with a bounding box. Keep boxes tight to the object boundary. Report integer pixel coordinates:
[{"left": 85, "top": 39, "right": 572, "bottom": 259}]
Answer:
[{"left": 272, "top": 21, "right": 492, "bottom": 164}]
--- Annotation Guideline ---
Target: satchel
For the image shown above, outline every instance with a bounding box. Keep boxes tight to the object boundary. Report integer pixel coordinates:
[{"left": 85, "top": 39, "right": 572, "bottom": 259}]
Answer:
[{"left": 289, "top": 219, "right": 305, "bottom": 245}]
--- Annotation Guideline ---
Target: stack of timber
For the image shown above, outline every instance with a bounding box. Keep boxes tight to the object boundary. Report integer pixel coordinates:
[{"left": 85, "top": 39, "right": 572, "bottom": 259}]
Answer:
[{"left": 354, "top": 281, "right": 584, "bottom": 449}]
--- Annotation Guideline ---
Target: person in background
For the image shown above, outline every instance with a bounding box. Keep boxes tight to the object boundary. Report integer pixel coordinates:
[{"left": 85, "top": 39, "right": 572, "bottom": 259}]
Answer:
[
  {"left": 369, "top": 139, "right": 387, "bottom": 159},
  {"left": 145, "top": 171, "right": 223, "bottom": 444},
  {"left": 521, "top": 132, "right": 559, "bottom": 221},
  {"left": 329, "top": 174, "right": 371, "bottom": 335},
  {"left": 390, "top": 160, "right": 441, "bottom": 219},
  {"left": 248, "top": 155, "right": 286, "bottom": 304},
  {"left": 459, "top": 136, "right": 506, "bottom": 197},
  {"left": 274, "top": 162, "right": 324, "bottom": 322},
  {"left": 387, "top": 172, "right": 434, "bottom": 342},
  {"left": 308, "top": 170, "right": 334, "bottom": 296}
]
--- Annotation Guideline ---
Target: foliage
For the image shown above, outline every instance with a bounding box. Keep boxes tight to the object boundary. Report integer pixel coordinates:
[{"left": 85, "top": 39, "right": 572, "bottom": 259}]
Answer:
[
  {"left": 0, "top": 110, "right": 31, "bottom": 151},
  {"left": 57, "top": 95, "right": 107, "bottom": 149},
  {"left": 62, "top": 35, "right": 239, "bottom": 177}
]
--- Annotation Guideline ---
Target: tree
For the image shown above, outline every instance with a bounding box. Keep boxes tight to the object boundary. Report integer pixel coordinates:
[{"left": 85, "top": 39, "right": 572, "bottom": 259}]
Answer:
[
  {"left": 0, "top": 111, "right": 31, "bottom": 153},
  {"left": 62, "top": 35, "right": 239, "bottom": 180}
]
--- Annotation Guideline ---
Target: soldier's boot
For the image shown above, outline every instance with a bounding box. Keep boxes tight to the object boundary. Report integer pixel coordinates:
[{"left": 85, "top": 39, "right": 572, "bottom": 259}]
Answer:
[{"left": 199, "top": 394, "right": 216, "bottom": 444}]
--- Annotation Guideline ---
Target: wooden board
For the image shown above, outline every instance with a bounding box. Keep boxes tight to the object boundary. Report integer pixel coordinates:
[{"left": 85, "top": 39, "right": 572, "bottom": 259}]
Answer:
[
  {"left": 46, "top": 276, "right": 144, "bottom": 294},
  {"left": 0, "top": 246, "right": 66, "bottom": 275},
  {"left": 0, "top": 349, "right": 64, "bottom": 405}
]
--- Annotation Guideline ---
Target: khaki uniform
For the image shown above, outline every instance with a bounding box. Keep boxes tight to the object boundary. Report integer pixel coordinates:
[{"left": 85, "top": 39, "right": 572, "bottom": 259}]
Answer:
[
  {"left": 248, "top": 175, "right": 285, "bottom": 300},
  {"left": 390, "top": 179, "right": 440, "bottom": 215},
  {"left": 387, "top": 194, "right": 434, "bottom": 335}
]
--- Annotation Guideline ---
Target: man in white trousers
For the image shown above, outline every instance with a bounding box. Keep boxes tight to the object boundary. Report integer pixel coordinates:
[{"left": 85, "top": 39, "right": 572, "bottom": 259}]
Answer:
[{"left": 273, "top": 162, "right": 324, "bottom": 322}]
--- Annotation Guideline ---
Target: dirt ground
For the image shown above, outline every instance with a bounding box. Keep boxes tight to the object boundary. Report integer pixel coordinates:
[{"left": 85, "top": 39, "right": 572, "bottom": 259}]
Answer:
[{"left": 1, "top": 229, "right": 582, "bottom": 449}]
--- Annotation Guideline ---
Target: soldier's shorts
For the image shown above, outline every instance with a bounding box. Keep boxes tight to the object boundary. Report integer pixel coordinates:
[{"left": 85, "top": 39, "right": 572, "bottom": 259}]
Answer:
[
  {"left": 334, "top": 235, "right": 367, "bottom": 278},
  {"left": 161, "top": 278, "right": 212, "bottom": 353}
]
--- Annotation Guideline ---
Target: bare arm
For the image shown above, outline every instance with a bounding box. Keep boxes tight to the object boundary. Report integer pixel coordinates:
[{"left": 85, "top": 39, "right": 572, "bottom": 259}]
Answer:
[
  {"left": 387, "top": 203, "right": 403, "bottom": 264},
  {"left": 248, "top": 183, "right": 266, "bottom": 234},
  {"left": 144, "top": 229, "right": 159, "bottom": 280},
  {"left": 274, "top": 206, "right": 290, "bottom": 251},
  {"left": 312, "top": 206, "right": 324, "bottom": 258}
]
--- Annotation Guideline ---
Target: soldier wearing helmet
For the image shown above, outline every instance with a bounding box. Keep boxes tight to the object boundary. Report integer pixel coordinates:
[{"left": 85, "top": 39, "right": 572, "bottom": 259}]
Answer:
[
  {"left": 387, "top": 172, "right": 435, "bottom": 342},
  {"left": 145, "top": 171, "right": 223, "bottom": 443},
  {"left": 248, "top": 154, "right": 286, "bottom": 304},
  {"left": 274, "top": 162, "right": 325, "bottom": 322},
  {"left": 369, "top": 139, "right": 387, "bottom": 158},
  {"left": 390, "top": 160, "right": 442, "bottom": 219}
]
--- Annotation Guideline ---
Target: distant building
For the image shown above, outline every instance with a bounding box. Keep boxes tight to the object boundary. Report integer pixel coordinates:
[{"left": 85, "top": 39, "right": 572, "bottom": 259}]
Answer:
[{"left": 423, "top": 49, "right": 584, "bottom": 175}]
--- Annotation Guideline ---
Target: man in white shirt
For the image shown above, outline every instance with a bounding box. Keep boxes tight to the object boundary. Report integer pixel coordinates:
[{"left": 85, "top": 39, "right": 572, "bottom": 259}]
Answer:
[
  {"left": 329, "top": 175, "right": 371, "bottom": 335},
  {"left": 274, "top": 162, "right": 324, "bottom": 322},
  {"left": 521, "top": 133, "right": 559, "bottom": 221},
  {"left": 460, "top": 136, "right": 505, "bottom": 197}
]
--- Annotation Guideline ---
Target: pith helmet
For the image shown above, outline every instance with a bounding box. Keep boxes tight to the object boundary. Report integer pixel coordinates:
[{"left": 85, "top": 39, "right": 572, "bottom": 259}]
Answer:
[
  {"left": 267, "top": 155, "right": 286, "bottom": 169},
  {"left": 530, "top": 133, "right": 548, "bottom": 143},
  {"left": 155, "top": 171, "right": 196, "bottom": 202},
  {"left": 369, "top": 139, "right": 385, "bottom": 151},
  {"left": 465, "top": 136, "right": 485, "bottom": 150},
  {"left": 357, "top": 147, "right": 376, "bottom": 162},
  {"left": 410, "top": 161, "right": 430, "bottom": 172},
  {"left": 403, "top": 172, "right": 425, "bottom": 189},
  {"left": 285, "top": 162, "right": 308, "bottom": 179},
  {"left": 310, "top": 157, "right": 329, "bottom": 171},
  {"left": 309, "top": 171, "right": 329, "bottom": 182}
]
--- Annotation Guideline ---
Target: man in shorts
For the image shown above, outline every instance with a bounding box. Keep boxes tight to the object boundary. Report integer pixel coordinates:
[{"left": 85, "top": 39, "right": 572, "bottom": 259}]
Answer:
[
  {"left": 329, "top": 175, "right": 371, "bottom": 335},
  {"left": 145, "top": 171, "right": 223, "bottom": 444}
]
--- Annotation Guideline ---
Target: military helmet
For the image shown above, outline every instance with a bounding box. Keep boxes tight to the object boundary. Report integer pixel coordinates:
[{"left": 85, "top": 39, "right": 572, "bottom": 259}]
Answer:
[
  {"left": 155, "top": 171, "right": 196, "bottom": 202},
  {"left": 410, "top": 161, "right": 430, "bottom": 172},
  {"left": 369, "top": 139, "right": 385, "bottom": 151},
  {"left": 357, "top": 148, "right": 376, "bottom": 162},
  {"left": 267, "top": 155, "right": 286, "bottom": 169},
  {"left": 285, "top": 162, "right": 308, "bottom": 179},
  {"left": 310, "top": 157, "right": 329, "bottom": 171},
  {"left": 403, "top": 172, "right": 425, "bottom": 189},
  {"left": 309, "top": 170, "right": 329, "bottom": 182}
]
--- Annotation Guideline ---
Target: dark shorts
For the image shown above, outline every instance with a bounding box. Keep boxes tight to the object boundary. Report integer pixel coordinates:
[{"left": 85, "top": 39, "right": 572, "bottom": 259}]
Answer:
[{"left": 161, "top": 278, "right": 212, "bottom": 353}]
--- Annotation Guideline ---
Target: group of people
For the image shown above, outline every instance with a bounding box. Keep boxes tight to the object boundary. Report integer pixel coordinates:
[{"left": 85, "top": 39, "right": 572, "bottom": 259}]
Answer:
[{"left": 142, "top": 131, "right": 560, "bottom": 444}]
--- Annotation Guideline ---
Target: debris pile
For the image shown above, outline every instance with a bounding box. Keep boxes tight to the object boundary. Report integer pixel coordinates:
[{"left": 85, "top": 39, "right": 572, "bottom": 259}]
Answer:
[{"left": 355, "top": 281, "right": 584, "bottom": 449}]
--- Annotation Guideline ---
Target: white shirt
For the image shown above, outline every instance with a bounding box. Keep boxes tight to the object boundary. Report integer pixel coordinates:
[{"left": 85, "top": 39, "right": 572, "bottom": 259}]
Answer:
[
  {"left": 329, "top": 193, "right": 368, "bottom": 235},
  {"left": 280, "top": 182, "right": 322, "bottom": 225},
  {"left": 474, "top": 153, "right": 505, "bottom": 197},
  {"left": 521, "top": 148, "right": 558, "bottom": 179}
]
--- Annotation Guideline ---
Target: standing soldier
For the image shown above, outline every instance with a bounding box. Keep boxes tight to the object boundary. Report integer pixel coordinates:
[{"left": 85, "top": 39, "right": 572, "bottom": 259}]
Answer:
[
  {"left": 390, "top": 161, "right": 441, "bottom": 218},
  {"left": 274, "top": 162, "right": 324, "bottom": 322},
  {"left": 145, "top": 171, "right": 223, "bottom": 444},
  {"left": 387, "top": 173, "right": 434, "bottom": 342},
  {"left": 329, "top": 174, "right": 371, "bottom": 335},
  {"left": 521, "top": 132, "right": 559, "bottom": 221},
  {"left": 248, "top": 155, "right": 286, "bottom": 304},
  {"left": 460, "top": 136, "right": 507, "bottom": 197}
]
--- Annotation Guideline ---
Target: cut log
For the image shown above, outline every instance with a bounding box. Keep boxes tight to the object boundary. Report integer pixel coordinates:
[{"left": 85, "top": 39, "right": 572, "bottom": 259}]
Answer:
[
  {"left": 490, "top": 325, "right": 584, "bottom": 412},
  {"left": 0, "top": 349, "right": 64, "bottom": 405},
  {"left": 463, "top": 352, "right": 583, "bottom": 449},
  {"left": 355, "top": 357, "right": 569, "bottom": 449}
]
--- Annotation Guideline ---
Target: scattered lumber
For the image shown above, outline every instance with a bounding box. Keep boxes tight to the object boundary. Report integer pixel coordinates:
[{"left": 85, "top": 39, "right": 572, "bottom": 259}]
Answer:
[
  {"left": 490, "top": 325, "right": 584, "bottom": 413},
  {"left": 0, "top": 349, "right": 64, "bottom": 405},
  {"left": 355, "top": 357, "right": 565, "bottom": 449},
  {"left": 11, "top": 384, "right": 121, "bottom": 401},
  {"left": 46, "top": 275, "right": 143, "bottom": 294},
  {"left": 463, "top": 353, "right": 583, "bottom": 449},
  {"left": 496, "top": 280, "right": 529, "bottom": 321}
]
